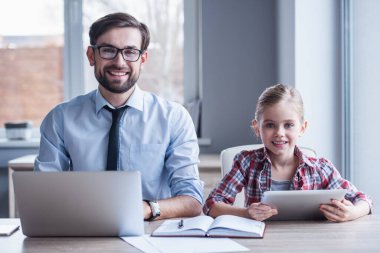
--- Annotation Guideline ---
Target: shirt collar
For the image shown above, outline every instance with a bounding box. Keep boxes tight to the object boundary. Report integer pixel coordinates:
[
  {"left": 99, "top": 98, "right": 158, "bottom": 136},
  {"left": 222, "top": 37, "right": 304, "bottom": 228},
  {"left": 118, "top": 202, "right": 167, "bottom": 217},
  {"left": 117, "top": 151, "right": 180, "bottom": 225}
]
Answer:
[
  {"left": 94, "top": 84, "right": 144, "bottom": 114},
  {"left": 126, "top": 85, "right": 144, "bottom": 112},
  {"left": 257, "top": 145, "right": 314, "bottom": 168},
  {"left": 258, "top": 146, "right": 270, "bottom": 163},
  {"left": 294, "top": 145, "right": 315, "bottom": 168},
  {"left": 95, "top": 90, "right": 109, "bottom": 114}
]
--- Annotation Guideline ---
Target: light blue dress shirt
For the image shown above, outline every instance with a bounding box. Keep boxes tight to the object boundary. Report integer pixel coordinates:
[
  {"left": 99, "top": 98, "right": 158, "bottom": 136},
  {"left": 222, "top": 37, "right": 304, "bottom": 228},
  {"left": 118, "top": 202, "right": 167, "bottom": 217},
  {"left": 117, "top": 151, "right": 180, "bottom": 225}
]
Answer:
[{"left": 35, "top": 86, "right": 204, "bottom": 203}]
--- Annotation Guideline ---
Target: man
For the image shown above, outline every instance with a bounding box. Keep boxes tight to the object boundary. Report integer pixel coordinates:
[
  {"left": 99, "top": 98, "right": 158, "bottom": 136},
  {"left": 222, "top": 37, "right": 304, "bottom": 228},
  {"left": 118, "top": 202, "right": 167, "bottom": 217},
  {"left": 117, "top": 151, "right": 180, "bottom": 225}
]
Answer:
[{"left": 35, "top": 12, "right": 203, "bottom": 221}]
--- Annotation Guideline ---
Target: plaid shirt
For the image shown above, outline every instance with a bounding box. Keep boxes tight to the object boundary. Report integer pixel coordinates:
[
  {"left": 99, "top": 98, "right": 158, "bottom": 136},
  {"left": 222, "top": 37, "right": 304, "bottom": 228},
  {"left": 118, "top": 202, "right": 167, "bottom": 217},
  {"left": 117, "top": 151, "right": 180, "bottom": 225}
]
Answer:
[{"left": 203, "top": 146, "right": 373, "bottom": 215}]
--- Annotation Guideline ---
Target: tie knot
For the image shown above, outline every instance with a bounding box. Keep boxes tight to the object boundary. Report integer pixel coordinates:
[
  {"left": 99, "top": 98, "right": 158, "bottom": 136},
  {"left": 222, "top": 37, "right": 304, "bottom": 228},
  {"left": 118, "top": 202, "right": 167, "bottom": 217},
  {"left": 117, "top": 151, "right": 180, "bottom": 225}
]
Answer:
[{"left": 104, "top": 105, "right": 128, "bottom": 121}]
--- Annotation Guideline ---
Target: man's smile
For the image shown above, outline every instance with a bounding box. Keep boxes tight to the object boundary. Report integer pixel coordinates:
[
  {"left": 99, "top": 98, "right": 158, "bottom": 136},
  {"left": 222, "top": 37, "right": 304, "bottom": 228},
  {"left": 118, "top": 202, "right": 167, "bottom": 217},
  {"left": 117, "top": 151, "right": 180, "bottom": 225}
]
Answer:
[{"left": 108, "top": 70, "right": 128, "bottom": 76}]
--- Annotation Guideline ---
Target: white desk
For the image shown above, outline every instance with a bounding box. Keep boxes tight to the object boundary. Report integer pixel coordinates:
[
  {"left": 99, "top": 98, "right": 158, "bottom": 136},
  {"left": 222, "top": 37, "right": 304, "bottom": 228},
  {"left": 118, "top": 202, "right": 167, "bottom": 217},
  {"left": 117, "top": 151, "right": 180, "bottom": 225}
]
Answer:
[
  {"left": 1, "top": 215, "right": 379, "bottom": 253},
  {"left": 8, "top": 154, "right": 219, "bottom": 218}
]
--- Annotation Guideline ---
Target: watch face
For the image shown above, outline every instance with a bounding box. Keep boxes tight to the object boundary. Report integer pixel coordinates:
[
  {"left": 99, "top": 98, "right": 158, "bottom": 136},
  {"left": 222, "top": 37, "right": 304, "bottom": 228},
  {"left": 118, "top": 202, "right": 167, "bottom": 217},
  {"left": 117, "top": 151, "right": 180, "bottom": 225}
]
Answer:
[{"left": 149, "top": 201, "right": 160, "bottom": 217}]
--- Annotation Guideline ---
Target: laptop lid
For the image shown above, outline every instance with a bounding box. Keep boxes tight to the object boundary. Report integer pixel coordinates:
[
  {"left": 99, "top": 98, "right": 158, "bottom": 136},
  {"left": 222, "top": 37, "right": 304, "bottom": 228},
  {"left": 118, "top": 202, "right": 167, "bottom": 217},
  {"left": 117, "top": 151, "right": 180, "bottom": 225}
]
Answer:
[
  {"left": 261, "top": 189, "right": 347, "bottom": 221},
  {"left": 13, "top": 171, "right": 144, "bottom": 237}
]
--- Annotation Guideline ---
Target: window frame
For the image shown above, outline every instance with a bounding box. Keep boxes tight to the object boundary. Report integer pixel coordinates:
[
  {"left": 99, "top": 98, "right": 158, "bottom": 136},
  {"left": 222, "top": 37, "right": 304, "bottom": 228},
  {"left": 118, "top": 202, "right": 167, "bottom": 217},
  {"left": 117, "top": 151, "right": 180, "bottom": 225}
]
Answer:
[
  {"left": 64, "top": 0, "right": 84, "bottom": 100},
  {"left": 0, "top": 0, "right": 202, "bottom": 142},
  {"left": 341, "top": 0, "right": 353, "bottom": 180}
]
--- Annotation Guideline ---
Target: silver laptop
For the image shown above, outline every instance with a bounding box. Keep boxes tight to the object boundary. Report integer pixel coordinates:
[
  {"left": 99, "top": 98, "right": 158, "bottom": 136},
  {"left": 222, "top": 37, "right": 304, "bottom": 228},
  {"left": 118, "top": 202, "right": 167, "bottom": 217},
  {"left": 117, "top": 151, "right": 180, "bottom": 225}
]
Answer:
[
  {"left": 261, "top": 189, "right": 347, "bottom": 221},
  {"left": 13, "top": 171, "right": 144, "bottom": 237}
]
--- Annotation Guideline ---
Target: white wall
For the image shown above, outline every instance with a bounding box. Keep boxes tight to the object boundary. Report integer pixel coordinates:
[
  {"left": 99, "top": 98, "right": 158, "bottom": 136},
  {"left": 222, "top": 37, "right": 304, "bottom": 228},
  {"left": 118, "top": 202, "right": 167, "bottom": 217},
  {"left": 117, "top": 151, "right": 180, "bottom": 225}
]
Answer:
[
  {"left": 294, "top": 0, "right": 342, "bottom": 169},
  {"left": 352, "top": 0, "right": 380, "bottom": 212},
  {"left": 278, "top": 0, "right": 342, "bottom": 169}
]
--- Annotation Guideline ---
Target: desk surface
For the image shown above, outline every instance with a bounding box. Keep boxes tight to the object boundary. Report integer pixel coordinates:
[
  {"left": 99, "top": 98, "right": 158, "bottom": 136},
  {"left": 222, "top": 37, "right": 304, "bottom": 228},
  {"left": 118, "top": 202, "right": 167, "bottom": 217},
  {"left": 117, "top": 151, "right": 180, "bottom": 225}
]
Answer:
[{"left": 1, "top": 215, "right": 379, "bottom": 253}]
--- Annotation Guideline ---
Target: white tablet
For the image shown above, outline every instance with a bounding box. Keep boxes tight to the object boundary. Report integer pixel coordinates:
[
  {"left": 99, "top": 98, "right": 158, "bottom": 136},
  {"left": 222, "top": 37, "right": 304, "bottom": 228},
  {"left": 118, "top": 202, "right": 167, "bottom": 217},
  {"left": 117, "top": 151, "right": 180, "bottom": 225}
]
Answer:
[{"left": 261, "top": 189, "right": 347, "bottom": 221}]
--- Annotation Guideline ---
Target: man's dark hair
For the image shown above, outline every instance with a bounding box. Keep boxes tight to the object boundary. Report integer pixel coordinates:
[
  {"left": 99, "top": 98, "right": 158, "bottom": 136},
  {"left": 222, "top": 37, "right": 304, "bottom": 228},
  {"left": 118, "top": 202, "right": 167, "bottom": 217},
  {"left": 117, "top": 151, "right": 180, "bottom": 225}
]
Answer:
[{"left": 89, "top": 12, "right": 150, "bottom": 51}]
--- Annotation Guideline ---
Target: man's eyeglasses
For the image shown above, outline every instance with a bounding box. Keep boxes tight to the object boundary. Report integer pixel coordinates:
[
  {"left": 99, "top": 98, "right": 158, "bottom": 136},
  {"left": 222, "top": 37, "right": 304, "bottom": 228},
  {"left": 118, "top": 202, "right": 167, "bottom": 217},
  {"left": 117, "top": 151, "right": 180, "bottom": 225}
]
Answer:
[{"left": 91, "top": 45, "right": 144, "bottom": 62}]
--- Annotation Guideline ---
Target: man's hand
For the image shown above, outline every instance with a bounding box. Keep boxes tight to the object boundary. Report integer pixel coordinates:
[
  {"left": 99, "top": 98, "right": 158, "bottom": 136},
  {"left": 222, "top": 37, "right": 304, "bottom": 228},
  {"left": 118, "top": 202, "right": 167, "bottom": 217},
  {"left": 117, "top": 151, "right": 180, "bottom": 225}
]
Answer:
[{"left": 143, "top": 201, "right": 152, "bottom": 220}]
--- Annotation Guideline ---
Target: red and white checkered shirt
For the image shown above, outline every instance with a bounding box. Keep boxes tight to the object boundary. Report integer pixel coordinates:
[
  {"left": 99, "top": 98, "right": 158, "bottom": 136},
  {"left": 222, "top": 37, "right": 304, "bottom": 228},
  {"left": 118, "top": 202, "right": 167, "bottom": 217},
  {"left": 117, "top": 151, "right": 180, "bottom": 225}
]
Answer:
[{"left": 203, "top": 146, "right": 373, "bottom": 215}]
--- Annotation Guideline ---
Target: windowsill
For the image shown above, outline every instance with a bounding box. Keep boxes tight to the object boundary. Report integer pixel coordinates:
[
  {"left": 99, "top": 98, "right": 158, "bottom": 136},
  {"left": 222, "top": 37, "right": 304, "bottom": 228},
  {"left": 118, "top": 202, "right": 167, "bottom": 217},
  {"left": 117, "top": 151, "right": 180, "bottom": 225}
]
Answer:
[
  {"left": 198, "top": 138, "right": 211, "bottom": 146},
  {"left": 0, "top": 138, "right": 40, "bottom": 148}
]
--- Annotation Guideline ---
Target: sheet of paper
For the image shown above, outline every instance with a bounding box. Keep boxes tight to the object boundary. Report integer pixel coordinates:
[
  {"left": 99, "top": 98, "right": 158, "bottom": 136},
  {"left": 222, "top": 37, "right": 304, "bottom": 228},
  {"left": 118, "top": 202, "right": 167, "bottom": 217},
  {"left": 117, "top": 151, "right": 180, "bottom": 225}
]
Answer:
[
  {"left": 0, "top": 225, "right": 20, "bottom": 236},
  {"left": 121, "top": 235, "right": 162, "bottom": 253},
  {"left": 145, "top": 235, "right": 248, "bottom": 253},
  {"left": 122, "top": 234, "right": 248, "bottom": 253}
]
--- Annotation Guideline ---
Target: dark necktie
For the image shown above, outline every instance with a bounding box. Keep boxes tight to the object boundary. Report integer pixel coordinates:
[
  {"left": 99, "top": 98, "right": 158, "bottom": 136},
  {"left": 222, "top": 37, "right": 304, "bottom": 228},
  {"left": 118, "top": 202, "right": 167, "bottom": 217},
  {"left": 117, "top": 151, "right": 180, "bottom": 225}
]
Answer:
[{"left": 104, "top": 105, "right": 128, "bottom": 171}]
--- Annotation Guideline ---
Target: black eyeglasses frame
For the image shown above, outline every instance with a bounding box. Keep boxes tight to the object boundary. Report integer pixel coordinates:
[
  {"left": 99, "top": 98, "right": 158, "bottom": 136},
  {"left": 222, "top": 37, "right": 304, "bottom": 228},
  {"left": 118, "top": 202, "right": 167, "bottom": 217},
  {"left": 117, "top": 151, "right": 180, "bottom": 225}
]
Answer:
[{"left": 90, "top": 45, "right": 145, "bottom": 62}]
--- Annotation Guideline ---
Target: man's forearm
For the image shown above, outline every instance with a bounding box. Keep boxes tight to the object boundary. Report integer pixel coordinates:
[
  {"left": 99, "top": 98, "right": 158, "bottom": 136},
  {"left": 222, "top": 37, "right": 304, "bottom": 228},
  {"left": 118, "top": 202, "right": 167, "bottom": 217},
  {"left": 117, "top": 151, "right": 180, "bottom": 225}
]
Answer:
[{"left": 144, "top": 195, "right": 202, "bottom": 220}]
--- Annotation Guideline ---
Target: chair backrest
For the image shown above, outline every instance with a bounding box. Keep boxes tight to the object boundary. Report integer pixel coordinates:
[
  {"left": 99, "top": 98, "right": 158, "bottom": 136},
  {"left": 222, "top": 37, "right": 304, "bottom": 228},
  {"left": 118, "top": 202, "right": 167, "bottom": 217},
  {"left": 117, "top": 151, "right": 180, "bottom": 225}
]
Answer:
[{"left": 220, "top": 144, "right": 317, "bottom": 207}]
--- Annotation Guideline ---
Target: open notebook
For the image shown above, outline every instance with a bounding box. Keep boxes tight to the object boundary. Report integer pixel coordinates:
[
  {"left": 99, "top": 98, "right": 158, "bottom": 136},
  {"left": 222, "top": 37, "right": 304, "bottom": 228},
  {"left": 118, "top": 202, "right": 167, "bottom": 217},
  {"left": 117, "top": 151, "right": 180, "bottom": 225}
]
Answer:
[{"left": 152, "top": 215, "right": 265, "bottom": 238}]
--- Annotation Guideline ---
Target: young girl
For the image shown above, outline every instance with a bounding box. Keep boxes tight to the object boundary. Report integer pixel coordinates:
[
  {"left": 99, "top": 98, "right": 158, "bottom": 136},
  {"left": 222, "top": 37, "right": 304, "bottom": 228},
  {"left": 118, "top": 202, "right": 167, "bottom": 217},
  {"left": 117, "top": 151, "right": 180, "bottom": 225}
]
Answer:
[{"left": 203, "top": 84, "right": 372, "bottom": 222}]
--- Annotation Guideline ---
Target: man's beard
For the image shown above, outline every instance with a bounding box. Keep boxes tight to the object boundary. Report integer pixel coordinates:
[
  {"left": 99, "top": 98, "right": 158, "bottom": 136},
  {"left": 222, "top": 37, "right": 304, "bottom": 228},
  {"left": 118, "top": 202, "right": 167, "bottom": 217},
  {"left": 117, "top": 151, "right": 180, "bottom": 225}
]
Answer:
[{"left": 95, "top": 67, "right": 140, "bottom": 94}]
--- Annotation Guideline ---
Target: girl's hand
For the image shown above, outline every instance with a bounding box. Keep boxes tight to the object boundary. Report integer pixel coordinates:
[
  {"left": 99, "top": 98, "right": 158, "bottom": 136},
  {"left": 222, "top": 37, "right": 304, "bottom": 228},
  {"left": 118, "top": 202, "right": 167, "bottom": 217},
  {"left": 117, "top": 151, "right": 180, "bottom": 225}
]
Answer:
[
  {"left": 320, "top": 199, "right": 369, "bottom": 222},
  {"left": 247, "top": 202, "right": 278, "bottom": 221}
]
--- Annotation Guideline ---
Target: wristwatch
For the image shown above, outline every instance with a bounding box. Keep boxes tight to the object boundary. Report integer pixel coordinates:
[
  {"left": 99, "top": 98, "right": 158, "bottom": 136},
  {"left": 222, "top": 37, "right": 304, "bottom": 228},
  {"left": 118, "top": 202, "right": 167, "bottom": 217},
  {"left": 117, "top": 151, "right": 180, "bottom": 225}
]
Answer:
[{"left": 145, "top": 200, "right": 160, "bottom": 221}]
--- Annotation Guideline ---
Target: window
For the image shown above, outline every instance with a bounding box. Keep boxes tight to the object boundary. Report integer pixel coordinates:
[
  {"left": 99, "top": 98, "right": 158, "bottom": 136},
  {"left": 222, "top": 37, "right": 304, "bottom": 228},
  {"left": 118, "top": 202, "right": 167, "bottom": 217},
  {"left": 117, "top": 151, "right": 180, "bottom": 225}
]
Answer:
[
  {"left": 0, "top": 0, "right": 64, "bottom": 128},
  {"left": 0, "top": 0, "right": 186, "bottom": 132}
]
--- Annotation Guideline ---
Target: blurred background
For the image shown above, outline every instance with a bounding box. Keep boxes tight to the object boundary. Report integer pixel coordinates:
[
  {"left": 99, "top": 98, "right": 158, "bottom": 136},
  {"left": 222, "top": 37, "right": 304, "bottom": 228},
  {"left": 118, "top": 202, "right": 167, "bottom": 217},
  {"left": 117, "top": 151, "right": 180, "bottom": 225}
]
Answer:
[{"left": 0, "top": 0, "right": 379, "bottom": 217}]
